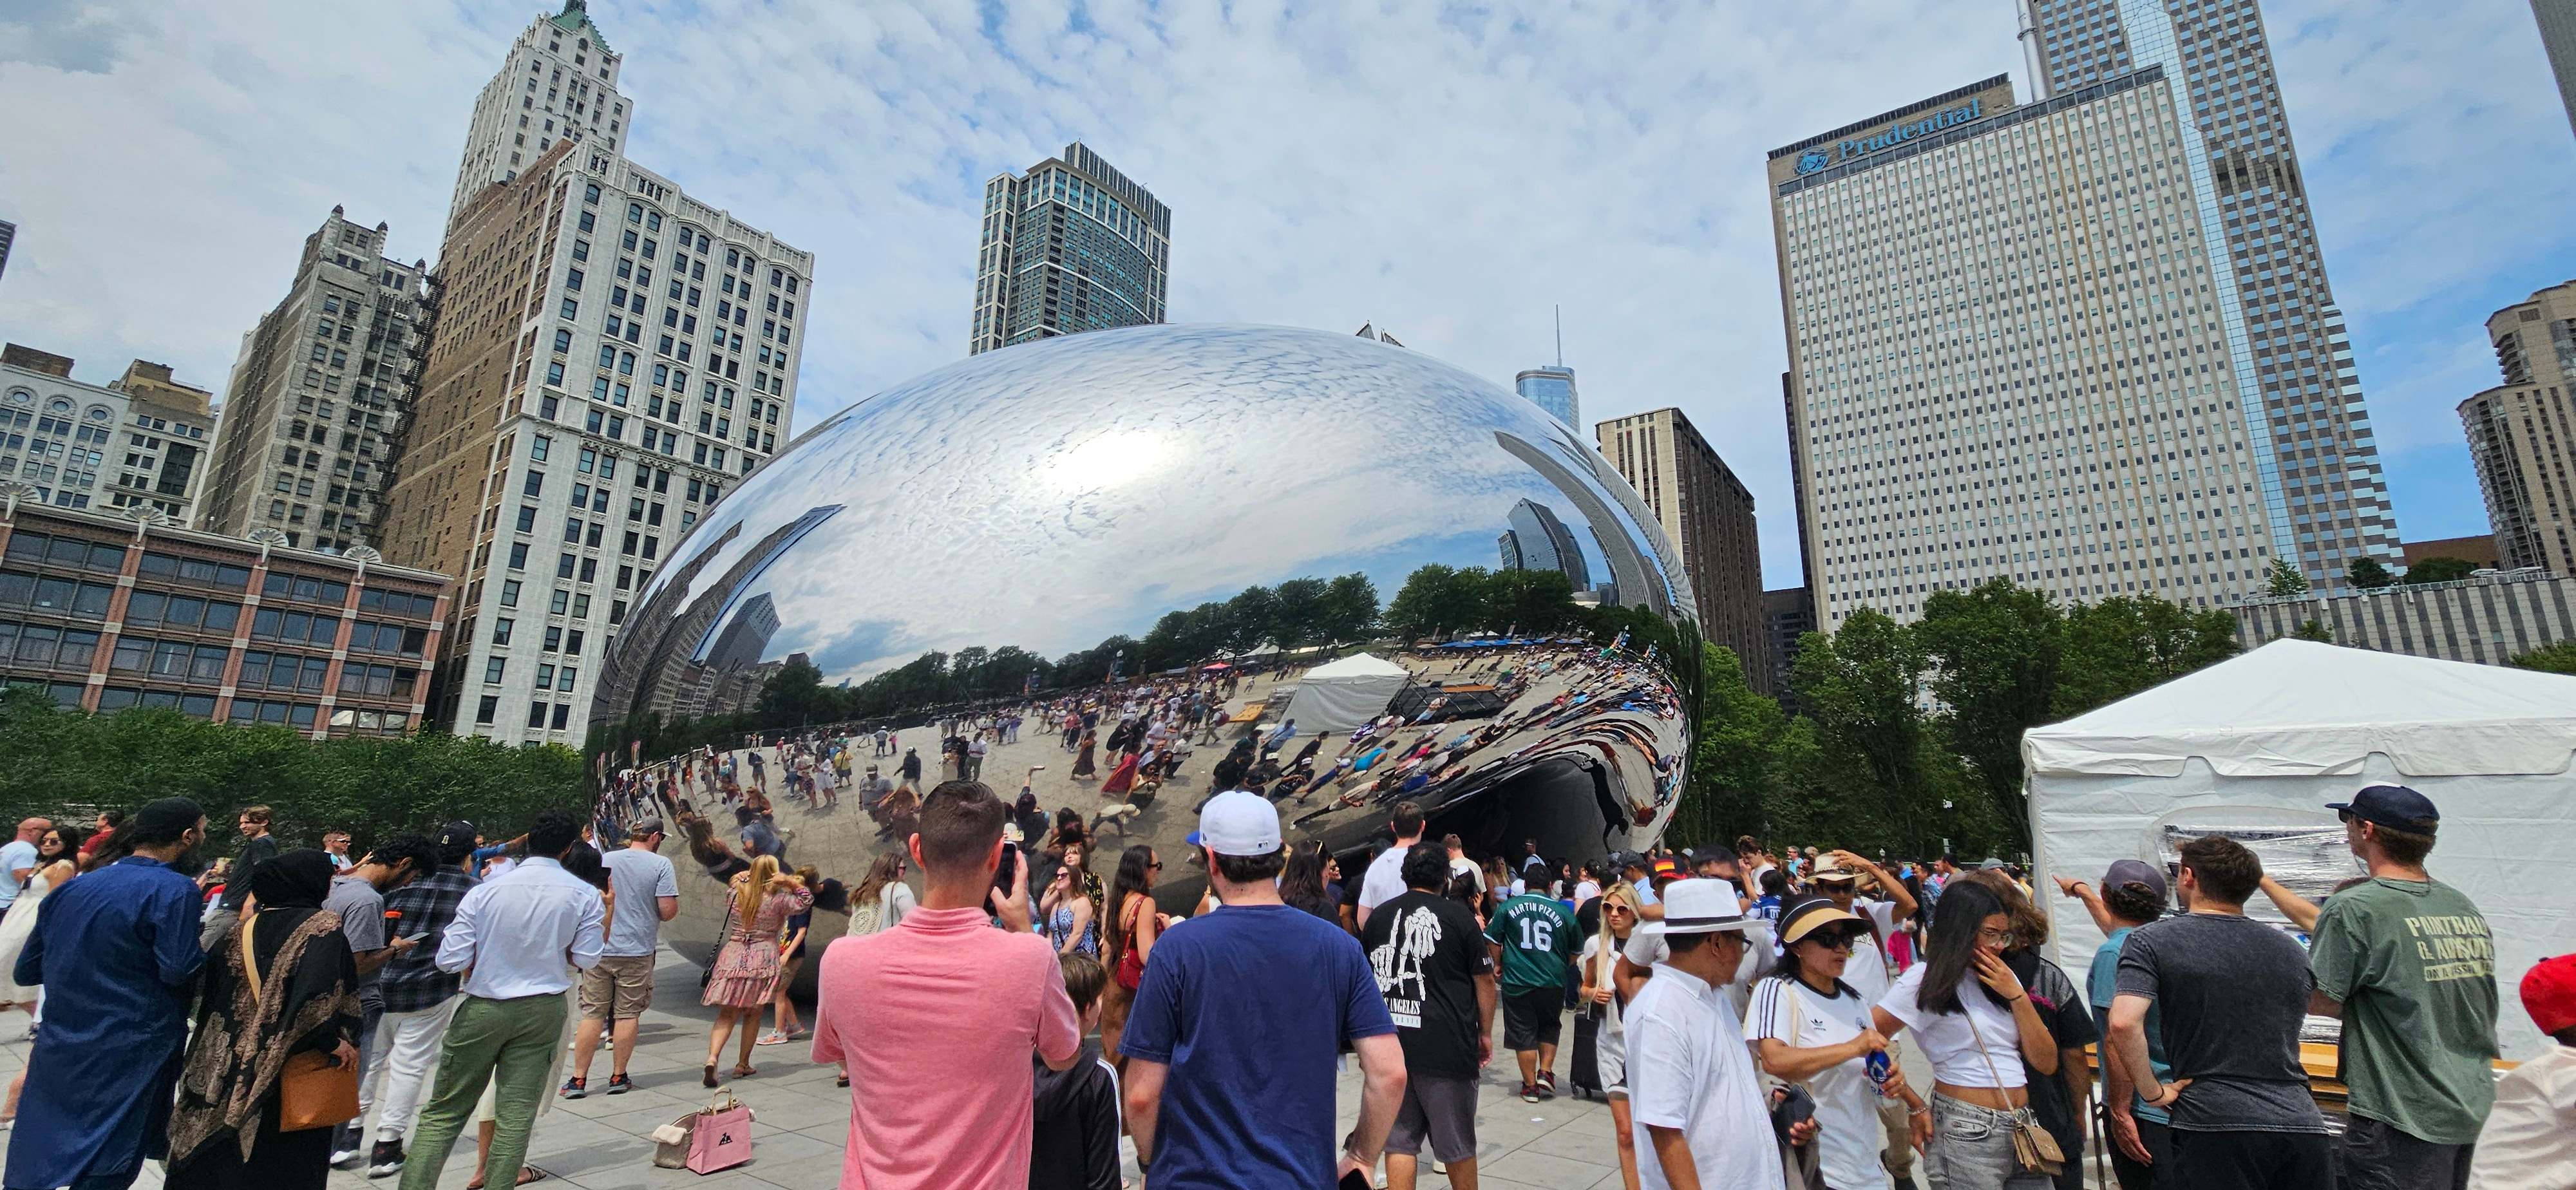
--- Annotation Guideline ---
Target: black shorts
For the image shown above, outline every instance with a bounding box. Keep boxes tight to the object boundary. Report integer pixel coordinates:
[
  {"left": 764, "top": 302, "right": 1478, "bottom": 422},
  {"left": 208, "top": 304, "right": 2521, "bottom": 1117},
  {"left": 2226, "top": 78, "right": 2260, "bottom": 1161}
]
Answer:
[
  {"left": 1501, "top": 985, "right": 1564, "bottom": 1051},
  {"left": 2336, "top": 1115, "right": 2472, "bottom": 1190},
  {"left": 2169, "top": 1128, "right": 2334, "bottom": 1190}
]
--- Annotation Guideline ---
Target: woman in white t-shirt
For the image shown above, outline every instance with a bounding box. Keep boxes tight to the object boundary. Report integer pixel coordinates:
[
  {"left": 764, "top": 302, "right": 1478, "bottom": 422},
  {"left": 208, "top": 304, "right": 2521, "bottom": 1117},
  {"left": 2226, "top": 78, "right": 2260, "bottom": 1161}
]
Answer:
[
  {"left": 1751, "top": 898, "right": 1929, "bottom": 1190},
  {"left": 1870, "top": 880, "right": 2060, "bottom": 1189},
  {"left": 1578, "top": 882, "right": 1646, "bottom": 1190}
]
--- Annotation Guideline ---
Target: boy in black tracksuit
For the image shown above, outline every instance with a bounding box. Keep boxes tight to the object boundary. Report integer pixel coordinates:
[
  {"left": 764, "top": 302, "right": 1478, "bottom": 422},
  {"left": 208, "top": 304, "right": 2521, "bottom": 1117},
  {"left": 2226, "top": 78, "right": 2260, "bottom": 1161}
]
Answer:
[{"left": 1030, "top": 953, "right": 1121, "bottom": 1190}]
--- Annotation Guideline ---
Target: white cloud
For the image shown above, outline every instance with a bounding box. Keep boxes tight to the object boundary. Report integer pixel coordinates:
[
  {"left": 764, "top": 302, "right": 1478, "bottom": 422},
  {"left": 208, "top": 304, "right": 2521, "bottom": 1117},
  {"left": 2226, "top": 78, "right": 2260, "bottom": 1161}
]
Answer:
[{"left": 1, "top": 0, "right": 2566, "bottom": 581}]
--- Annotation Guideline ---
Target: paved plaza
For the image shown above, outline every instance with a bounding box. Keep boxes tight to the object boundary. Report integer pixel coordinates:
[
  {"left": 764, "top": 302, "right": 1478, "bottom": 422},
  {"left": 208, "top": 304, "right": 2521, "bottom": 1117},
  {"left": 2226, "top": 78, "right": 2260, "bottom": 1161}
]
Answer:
[{"left": 0, "top": 947, "right": 1637, "bottom": 1190}]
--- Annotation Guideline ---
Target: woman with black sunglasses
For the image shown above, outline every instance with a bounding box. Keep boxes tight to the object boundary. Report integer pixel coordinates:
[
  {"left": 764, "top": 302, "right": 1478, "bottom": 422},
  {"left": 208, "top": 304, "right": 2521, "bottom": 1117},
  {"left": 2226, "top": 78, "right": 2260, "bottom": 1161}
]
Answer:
[{"left": 1752, "top": 898, "right": 1928, "bottom": 1190}]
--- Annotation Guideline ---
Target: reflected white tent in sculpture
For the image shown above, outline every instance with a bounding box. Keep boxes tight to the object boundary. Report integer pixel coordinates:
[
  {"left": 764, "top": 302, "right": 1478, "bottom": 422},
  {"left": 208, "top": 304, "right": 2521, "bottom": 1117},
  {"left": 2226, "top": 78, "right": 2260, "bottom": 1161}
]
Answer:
[
  {"left": 2023, "top": 639, "right": 2576, "bottom": 1060},
  {"left": 1282, "top": 653, "right": 1410, "bottom": 733}
]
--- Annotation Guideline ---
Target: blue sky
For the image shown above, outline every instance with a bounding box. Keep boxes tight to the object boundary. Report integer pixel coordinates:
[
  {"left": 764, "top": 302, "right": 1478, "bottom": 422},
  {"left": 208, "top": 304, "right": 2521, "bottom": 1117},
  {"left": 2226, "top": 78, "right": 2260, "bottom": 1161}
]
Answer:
[{"left": 2, "top": 0, "right": 2570, "bottom": 587}]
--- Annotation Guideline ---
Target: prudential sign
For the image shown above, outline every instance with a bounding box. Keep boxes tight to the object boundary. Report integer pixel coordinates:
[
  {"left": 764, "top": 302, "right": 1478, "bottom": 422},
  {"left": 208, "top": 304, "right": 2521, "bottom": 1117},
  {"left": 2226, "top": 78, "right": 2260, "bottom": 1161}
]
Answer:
[{"left": 1794, "top": 98, "right": 1983, "bottom": 175}]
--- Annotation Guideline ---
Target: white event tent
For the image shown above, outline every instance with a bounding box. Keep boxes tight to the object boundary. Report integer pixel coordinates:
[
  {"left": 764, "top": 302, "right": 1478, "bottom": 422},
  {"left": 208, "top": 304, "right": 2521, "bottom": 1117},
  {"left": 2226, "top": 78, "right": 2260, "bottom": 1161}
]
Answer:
[
  {"left": 2022, "top": 639, "right": 2576, "bottom": 1059},
  {"left": 1280, "top": 652, "right": 1412, "bottom": 733}
]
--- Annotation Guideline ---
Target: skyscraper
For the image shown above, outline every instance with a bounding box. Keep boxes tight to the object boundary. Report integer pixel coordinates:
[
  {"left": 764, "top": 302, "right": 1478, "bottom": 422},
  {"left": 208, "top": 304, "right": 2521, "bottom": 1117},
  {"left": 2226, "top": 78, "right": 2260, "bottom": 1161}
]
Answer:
[
  {"left": 970, "top": 143, "right": 1171, "bottom": 354},
  {"left": 0, "top": 219, "right": 15, "bottom": 285},
  {"left": 2531, "top": 0, "right": 2576, "bottom": 140},
  {"left": 1595, "top": 408, "right": 1766, "bottom": 689},
  {"left": 2460, "top": 281, "right": 2576, "bottom": 576},
  {"left": 1515, "top": 366, "right": 1580, "bottom": 428},
  {"left": 1498, "top": 498, "right": 1592, "bottom": 591},
  {"left": 446, "top": 0, "right": 630, "bottom": 230},
  {"left": 381, "top": 6, "right": 812, "bottom": 744},
  {"left": 198, "top": 208, "right": 426, "bottom": 549},
  {"left": 1774, "top": 71, "right": 2292, "bottom": 627},
  {"left": 2018, "top": 0, "right": 2397, "bottom": 586}
]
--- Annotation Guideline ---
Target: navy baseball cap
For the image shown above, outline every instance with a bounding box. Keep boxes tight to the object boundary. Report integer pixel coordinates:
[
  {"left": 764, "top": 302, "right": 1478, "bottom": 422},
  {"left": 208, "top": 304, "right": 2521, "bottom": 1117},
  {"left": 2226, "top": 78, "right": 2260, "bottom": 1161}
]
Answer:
[{"left": 2326, "top": 784, "right": 2439, "bottom": 834}]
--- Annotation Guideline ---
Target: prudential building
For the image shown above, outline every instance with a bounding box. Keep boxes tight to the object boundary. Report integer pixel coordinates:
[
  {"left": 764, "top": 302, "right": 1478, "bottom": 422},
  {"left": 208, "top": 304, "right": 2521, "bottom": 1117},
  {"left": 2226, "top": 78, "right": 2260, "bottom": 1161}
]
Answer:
[{"left": 1769, "top": 1, "right": 2397, "bottom": 630}]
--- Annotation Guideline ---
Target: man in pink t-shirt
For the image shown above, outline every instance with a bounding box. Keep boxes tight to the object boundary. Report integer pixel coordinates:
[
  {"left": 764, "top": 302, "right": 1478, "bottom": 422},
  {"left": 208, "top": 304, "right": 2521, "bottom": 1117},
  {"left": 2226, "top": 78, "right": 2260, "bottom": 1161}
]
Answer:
[{"left": 813, "top": 780, "right": 1081, "bottom": 1189}]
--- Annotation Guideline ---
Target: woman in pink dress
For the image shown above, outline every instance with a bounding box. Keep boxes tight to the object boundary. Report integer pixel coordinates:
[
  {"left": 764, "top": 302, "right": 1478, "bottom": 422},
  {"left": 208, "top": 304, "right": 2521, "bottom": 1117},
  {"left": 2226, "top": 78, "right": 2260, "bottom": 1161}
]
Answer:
[{"left": 699, "top": 855, "right": 810, "bottom": 1086}]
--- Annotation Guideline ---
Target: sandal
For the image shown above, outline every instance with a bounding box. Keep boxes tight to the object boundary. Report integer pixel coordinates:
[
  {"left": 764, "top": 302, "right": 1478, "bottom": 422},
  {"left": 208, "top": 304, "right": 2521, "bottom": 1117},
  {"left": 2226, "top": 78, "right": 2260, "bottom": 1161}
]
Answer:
[
  {"left": 731, "top": 1064, "right": 757, "bottom": 1079},
  {"left": 836, "top": 1074, "right": 851, "bottom": 1088},
  {"left": 702, "top": 1064, "right": 717, "bottom": 1089}
]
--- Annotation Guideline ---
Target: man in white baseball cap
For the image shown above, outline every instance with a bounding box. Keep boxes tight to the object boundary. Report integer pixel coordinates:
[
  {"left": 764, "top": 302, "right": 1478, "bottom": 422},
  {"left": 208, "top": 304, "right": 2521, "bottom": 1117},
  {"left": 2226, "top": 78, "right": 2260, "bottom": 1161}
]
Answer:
[
  {"left": 1121, "top": 791, "right": 1410, "bottom": 1189},
  {"left": 1624, "top": 878, "right": 1806, "bottom": 1189}
]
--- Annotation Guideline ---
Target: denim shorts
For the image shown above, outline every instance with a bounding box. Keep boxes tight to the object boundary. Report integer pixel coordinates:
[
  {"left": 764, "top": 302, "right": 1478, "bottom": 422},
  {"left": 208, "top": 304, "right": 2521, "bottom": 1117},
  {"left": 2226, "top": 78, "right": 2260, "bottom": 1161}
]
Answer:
[{"left": 1927, "top": 1093, "right": 2054, "bottom": 1190}]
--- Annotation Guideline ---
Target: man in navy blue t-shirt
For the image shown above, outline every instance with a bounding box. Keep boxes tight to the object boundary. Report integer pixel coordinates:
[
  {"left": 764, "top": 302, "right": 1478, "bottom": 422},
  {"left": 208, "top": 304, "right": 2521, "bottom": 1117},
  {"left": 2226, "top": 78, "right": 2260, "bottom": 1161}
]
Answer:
[{"left": 1121, "top": 791, "right": 1406, "bottom": 1189}]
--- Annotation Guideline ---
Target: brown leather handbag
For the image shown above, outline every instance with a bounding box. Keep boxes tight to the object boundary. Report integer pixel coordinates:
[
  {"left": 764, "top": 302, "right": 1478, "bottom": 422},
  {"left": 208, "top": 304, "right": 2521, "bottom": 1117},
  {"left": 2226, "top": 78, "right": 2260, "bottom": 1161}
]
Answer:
[{"left": 241, "top": 912, "right": 361, "bottom": 1131}]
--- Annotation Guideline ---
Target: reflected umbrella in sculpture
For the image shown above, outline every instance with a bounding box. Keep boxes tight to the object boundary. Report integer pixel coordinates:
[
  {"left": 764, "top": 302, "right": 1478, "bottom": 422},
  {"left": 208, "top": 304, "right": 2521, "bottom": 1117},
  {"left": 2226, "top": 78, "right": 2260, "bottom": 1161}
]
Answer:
[{"left": 588, "top": 324, "right": 1704, "bottom": 967}]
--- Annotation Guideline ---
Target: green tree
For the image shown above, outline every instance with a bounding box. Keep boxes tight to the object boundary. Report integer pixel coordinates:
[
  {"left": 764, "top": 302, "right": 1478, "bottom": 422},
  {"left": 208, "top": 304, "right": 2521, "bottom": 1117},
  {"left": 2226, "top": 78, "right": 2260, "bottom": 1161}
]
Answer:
[
  {"left": 2511, "top": 639, "right": 2576, "bottom": 675},
  {"left": 1915, "top": 579, "right": 2062, "bottom": 844},
  {"left": 1318, "top": 572, "right": 1381, "bottom": 644},
  {"left": 2293, "top": 619, "right": 2334, "bottom": 643},
  {"left": 2347, "top": 556, "right": 2393, "bottom": 589},
  {"left": 1386, "top": 564, "right": 1486, "bottom": 639},
  {"left": 1482, "top": 568, "right": 1578, "bottom": 635},
  {"left": 1224, "top": 586, "right": 1280, "bottom": 652},
  {"left": 1788, "top": 610, "right": 1940, "bottom": 853},
  {"left": 1269, "top": 578, "right": 1331, "bottom": 647},
  {"left": 2264, "top": 558, "right": 2309, "bottom": 596},
  {"left": 2054, "top": 594, "right": 2240, "bottom": 717},
  {"left": 1668, "top": 644, "right": 1786, "bottom": 848},
  {"left": 2401, "top": 556, "right": 2478, "bottom": 585},
  {"left": 753, "top": 656, "right": 834, "bottom": 729}
]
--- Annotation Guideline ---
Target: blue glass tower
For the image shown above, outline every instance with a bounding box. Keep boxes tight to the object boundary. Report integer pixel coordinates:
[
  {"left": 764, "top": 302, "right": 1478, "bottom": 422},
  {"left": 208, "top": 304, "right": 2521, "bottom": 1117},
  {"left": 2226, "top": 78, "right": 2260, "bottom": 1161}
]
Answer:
[{"left": 1515, "top": 366, "right": 1579, "bottom": 429}]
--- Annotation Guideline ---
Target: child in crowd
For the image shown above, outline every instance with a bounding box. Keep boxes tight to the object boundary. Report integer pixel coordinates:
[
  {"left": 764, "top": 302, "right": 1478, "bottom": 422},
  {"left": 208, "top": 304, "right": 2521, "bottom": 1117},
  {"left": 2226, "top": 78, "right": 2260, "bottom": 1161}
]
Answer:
[{"left": 1030, "top": 954, "right": 1122, "bottom": 1190}]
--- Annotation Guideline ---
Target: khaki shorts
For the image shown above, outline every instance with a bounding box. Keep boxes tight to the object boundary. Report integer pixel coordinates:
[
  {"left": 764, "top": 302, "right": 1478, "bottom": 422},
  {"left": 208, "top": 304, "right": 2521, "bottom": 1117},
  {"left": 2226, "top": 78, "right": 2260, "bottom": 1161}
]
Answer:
[{"left": 578, "top": 954, "right": 656, "bottom": 1021}]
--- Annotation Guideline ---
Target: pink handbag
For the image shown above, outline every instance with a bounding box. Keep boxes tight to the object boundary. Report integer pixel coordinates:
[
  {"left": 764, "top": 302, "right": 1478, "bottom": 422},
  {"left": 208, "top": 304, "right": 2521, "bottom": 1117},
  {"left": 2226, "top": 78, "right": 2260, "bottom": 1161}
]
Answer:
[{"left": 652, "top": 1091, "right": 754, "bottom": 1174}]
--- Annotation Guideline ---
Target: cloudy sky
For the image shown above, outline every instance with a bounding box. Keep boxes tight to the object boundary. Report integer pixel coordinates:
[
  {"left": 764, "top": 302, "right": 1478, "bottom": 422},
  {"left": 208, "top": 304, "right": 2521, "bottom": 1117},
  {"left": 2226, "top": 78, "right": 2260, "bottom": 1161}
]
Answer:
[{"left": 3, "top": 0, "right": 2570, "bottom": 587}]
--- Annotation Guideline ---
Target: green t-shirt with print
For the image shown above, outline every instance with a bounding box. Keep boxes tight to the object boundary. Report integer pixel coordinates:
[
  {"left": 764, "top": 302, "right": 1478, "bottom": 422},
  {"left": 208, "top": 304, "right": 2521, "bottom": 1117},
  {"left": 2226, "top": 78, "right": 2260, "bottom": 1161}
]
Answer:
[
  {"left": 2307, "top": 877, "right": 2499, "bottom": 1145},
  {"left": 1483, "top": 893, "right": 1577, "bottom": 992}
]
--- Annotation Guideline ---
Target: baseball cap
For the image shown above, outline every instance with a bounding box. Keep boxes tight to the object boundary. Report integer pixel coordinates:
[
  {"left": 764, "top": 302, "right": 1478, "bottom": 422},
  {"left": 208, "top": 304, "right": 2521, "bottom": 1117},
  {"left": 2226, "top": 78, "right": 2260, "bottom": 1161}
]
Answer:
[
  {"left": 1649, "top": 858, "right": 1683, "bottom": 882},
  {"left": 631, "top": 815, "right": 666, "bottom": 838},
  {"left": 2103, "top": 858, "right": 2168, "bottom": 901},
  {"left": 1659, "top": 879, "right": 1758, "bottom": 935},
  {"left": 2522, "top": 954, "right": 2576, "bottom": 1036},
  {"left": 1777, "top": 896, "right": 1867, "bottom": 946},
  {"left": 439, "top": 822, "right": 478, "bottom": 851},
  {"left": 2325, "top": 784, "right": 2439, "bottom": 835},
  {"left": 1978, "top": 858, "right": 2011, "bottom": 871},
  {"left": 1188, "top": 790, "right": 1282, "bottom": 857}
]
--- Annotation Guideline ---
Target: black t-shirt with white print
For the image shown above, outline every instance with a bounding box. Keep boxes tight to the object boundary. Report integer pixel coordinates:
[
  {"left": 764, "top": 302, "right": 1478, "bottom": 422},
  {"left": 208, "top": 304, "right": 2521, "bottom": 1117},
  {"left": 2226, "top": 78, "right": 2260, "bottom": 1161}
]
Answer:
[{"left": 1359, "top": 889, "right": 1493, "bottom": 1080}]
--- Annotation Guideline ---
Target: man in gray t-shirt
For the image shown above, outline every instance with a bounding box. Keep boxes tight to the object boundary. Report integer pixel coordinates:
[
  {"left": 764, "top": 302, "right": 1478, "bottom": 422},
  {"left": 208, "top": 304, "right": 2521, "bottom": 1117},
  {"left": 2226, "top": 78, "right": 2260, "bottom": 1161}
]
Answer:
[
  {"left": 328, "top": 835, "right": 439, "bottom": 1167},
  {"left": 2109, "top": 835, "right": 2331, "bottom": 1190},
  {"left": 565, "top": 820, "right": 679, "bottom": 1097}
]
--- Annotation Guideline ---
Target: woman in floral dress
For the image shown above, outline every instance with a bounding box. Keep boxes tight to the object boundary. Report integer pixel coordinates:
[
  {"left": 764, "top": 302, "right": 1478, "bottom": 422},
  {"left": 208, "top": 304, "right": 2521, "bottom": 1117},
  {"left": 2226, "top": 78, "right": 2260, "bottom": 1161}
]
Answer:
[{"left": 699, "top": 855, "right": 809, "bottom": 1086}]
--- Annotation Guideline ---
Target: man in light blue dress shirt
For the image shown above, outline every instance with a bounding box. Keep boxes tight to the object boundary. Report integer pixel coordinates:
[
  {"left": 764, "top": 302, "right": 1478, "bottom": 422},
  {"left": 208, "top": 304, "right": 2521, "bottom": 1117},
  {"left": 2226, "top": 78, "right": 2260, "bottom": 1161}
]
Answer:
[{"left": 398, "top": 810, "right": 604, "bottom": 1190}]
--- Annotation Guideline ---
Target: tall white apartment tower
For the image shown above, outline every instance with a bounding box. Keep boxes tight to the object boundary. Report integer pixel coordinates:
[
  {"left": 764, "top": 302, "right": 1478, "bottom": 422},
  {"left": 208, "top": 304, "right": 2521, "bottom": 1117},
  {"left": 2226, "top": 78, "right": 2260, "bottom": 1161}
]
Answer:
[
  {"left": 448, "top": 0, "right": 632, "bottom": 231},
  {"left": 1772, "top": 73, "right": 2292, "bottom": 627},
  {"left": 385, "top": 5, "right": 811, "bottom": 744}
]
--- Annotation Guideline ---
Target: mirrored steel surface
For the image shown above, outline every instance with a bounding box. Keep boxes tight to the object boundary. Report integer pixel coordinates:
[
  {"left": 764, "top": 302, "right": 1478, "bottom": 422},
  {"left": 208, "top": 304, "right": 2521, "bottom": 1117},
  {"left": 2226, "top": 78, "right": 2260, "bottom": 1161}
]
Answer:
[{"left": 590, "top": 324, "right": 1700, "bottom": 965}]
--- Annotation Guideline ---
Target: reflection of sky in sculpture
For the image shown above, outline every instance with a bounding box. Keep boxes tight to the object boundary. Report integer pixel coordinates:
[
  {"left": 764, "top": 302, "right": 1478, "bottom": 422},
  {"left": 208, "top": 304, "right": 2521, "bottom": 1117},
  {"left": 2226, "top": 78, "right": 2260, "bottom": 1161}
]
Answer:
[{"left": 628, "top": 324, "right": 1694, "bottom": 687}]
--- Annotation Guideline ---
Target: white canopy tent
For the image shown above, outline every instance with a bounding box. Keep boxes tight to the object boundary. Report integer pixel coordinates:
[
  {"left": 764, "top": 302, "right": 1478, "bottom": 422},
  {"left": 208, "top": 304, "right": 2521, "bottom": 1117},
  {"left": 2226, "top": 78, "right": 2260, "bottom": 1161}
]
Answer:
[
  {"left": 2023, "top": 639, "right": 2576, "bottom": 1060},
  {"left": 1280, "top": 652, "right": 1412, "bottom": 734}
]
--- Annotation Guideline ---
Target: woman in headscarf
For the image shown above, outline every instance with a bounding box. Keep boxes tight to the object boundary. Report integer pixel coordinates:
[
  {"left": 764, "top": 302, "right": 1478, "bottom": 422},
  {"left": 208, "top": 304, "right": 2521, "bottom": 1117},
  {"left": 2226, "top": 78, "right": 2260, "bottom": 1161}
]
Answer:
[{"left": 166, "top": 848, "right": 359, "bottom": 1190}]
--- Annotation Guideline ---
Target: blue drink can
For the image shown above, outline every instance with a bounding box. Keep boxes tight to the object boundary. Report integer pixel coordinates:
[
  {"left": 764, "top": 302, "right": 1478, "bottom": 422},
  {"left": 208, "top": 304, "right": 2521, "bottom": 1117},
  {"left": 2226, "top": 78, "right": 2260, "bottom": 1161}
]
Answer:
[{"left": 1865, "top": 1051, "right": 1891, "bottom": 1086}]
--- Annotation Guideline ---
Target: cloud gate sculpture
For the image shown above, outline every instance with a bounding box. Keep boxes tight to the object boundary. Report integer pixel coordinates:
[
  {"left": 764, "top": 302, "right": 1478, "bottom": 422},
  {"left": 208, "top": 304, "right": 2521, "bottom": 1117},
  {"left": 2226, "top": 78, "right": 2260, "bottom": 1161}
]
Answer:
[{"left": 589, "top": 323, "right": 1701, "bottom": 968}]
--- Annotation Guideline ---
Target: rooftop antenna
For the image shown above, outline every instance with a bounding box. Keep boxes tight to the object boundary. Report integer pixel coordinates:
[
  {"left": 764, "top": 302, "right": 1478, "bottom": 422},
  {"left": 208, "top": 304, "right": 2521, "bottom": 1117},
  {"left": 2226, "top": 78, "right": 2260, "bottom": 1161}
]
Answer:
[{"left": 1554, "top": 305, "right": 1563, "bottom": 368}]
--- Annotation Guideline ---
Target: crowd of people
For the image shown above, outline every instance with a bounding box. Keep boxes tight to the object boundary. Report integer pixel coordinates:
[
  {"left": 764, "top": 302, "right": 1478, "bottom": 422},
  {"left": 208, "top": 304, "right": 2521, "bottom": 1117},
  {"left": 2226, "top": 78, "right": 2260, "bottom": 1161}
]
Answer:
[{"left": 0, "top": 643, "right": 2564, "bottom": 1190}]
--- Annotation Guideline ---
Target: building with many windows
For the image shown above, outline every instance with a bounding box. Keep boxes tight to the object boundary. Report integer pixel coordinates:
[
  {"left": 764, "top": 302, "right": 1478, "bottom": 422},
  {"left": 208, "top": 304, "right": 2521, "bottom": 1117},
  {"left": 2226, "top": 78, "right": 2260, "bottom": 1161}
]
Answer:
[
  {"left": 1771, "top": 62, "right": 2378, "bottom": 628},
  {"left": 0, "top": 495, "right": 449, "bottom": 734},
  {"left": 1, "top": 345, "right": 215, "bottom": 519},
  {"left": 383, "top": 4, "right": 811, "bottom": 746},
  {"left": 1763, "top": 587, "right": 1813, "bottom": 710},
  {"left": 2016, "top": 0, "right": 2398, "bottom": 587},
  {"left": 448, "top": 0, "right": 630, "bottom": 230},
  {"left": 1516, "top": 366, "right": 1580, "bottom": 429},
  {"left": 1596, "top": 407, "right": 1768, "bottom": 689},
  {"left": 198, "top": 207, "right": 426, "bottom": 549},
  {"left": 2531, "top": 0, "right": 2576, "bottom": 141},
  {"left": 2461, "top": 281, "right": 2576, "bottom": 577},
  {"left": 971, "top": 143, "right": 1170, "bottom": 354}
]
